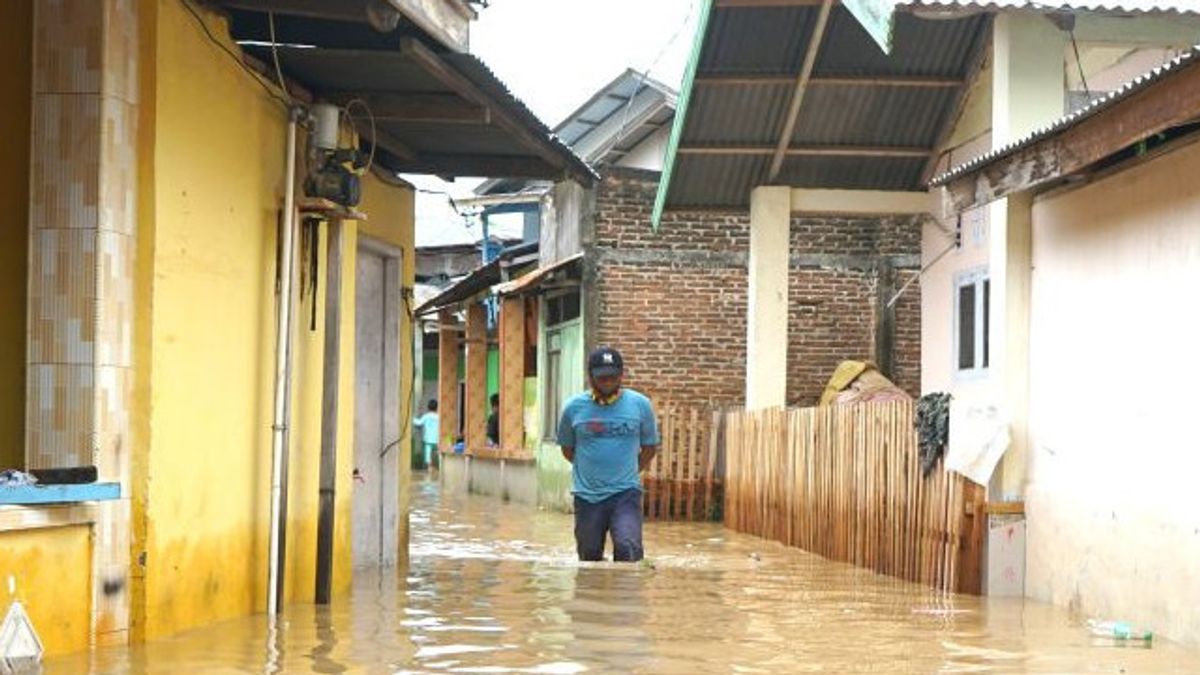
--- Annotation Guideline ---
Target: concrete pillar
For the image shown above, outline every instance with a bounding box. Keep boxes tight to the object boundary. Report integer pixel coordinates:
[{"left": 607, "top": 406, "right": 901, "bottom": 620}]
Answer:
[
  {"left": 746, "top": 186, "right": 791, "bottom": 410},
  {"left": 991, "top": 13, "right": 1068, "bottom": 148},
  {"left": 27, "top": 0, "right": 139, "bottom": 647},
  {"left": 28, "top": 0, "right": 138, "bottom": 481},
  {"left": 988, "top": 14, "right": 1064, "bottom": 500}
]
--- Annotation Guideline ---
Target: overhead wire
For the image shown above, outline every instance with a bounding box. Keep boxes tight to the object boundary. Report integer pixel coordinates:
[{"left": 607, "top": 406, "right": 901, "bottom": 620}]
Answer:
[
  {"left": 179, "top": 0, "right": 290, "bottom": 108},
  {"left": 1069, "top": 29, "right": 1092, "bottom": 100},
  {"left": 267, "top": 11, "right": 292, "bottom": 105},
  {"left": 613, "top": 0, "right": 698, "bottom": 146}
]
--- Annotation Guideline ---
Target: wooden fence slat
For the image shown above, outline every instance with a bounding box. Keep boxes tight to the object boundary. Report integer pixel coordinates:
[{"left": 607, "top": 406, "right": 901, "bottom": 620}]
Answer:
[{"left": 719, "top": 401, "right": 982, "bottom": 595}]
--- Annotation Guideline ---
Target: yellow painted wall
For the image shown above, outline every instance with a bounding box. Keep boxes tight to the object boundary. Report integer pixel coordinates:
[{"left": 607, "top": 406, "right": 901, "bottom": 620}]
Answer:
[
  {"left": 0, "top": 526, "right": 92, "bottom": 656},
  {"left": 139, "top": 0, "right": 282, "bottom": 637},
  {"left": 0, "top": 3, "right": 97, "bottom": 658},
  {"left": 0, "top": 0, "right": 31, "bottom": 470},
  {"left": 130, "top": 0, "right": 159, "bottom": 645},
  {"left": 133, "top": 1, "right": 415, "bottom": 640}
]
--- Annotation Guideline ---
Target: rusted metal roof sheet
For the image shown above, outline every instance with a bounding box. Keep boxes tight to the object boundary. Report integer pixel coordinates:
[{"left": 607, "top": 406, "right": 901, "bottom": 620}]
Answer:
[
  {"left": 931, "top": 45, "right": 1200, "bottom": 185},
  {"left": 494, "top": 253, "right": 583, "bottom": 296}
]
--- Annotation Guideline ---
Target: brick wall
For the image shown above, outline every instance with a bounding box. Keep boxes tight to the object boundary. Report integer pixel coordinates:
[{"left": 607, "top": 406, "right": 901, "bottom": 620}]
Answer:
[{"left": 591, "top": 168, "right": 922, "bottom": 409}]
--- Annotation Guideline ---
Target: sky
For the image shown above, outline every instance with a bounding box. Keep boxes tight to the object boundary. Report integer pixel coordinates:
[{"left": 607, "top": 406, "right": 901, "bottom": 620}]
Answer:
[{"left": 409, "top": 0, "right": 698, "bottom": 248}]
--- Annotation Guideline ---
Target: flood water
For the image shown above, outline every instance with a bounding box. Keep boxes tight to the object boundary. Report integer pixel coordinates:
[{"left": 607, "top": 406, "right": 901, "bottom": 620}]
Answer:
[{"left": 49, "top": 475, "right": 1200, "bottom": 673}]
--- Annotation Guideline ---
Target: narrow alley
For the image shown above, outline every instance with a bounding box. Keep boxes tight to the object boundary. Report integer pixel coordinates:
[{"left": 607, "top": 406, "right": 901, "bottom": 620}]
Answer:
[{"left": 44, "top": 477, "right": 1200, "bottom": 673}]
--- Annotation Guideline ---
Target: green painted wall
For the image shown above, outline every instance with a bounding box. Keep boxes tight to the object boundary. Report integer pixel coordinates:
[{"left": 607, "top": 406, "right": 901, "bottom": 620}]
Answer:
[
  {"left": 523, "top": 377, "right": 539, "bottom": 453},
  {"left": 487, "top": 346, "right": 500, "bottom": 402},
  {"left": 536, "top": 319, "right": 584, "bottom": 513},
  {"left": 422, "top": 352, "right": 438, "bottom": 381}
]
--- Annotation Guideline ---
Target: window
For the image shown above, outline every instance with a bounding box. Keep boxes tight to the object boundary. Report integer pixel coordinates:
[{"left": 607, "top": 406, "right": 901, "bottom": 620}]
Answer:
[
  {"left": 545, "top": 291, "right": 580, "bottom": 325},
  {"left": 544, "top": 331, "right": 563, "bottom": 438},
  {"left": 543, "top": 289, "right": 582, "bottom": 441},
  {"left": 955, "top": 271, "right": 990, "bottom": 376}
]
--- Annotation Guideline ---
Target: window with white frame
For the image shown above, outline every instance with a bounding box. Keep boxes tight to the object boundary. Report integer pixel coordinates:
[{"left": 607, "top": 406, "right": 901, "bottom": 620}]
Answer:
[{"left": 955, "top": 270, "right": 990, "bottom": 375}]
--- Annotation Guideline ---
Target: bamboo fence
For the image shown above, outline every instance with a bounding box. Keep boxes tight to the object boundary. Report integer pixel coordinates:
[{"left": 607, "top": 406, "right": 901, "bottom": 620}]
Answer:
[
  {"left": 643, "top": 407, "right": 724, "bottom": 522},
  {"left": 723, "top": 402, "right": 986, "bottom": 594}
]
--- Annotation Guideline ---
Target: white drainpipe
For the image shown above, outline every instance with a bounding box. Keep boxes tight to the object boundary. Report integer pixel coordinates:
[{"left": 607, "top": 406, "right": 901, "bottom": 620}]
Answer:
[{"left": 268, "top": 107, "right": 302, "bottom": 616}]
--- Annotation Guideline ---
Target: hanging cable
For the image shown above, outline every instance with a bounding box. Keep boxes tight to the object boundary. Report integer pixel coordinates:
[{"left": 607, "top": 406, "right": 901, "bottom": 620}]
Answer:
[
  {"left": 179, "top": 0, "right": 289, "bottom": 108},
  {"left": 1069, "top": 29, "right": 1092, "bottom": 101},
  {"left": 268, "top": 11, "right": 292, "bottom": 105},
  {"left": 415, "top": 187, "right": 467, "bottom": 219},
  {"left": 886, "top": 215, "right": 962, "bottom": 309},
  {"left": 342, "top": 98, "right": 378, "bottom": 174},
  {"left": 613, "top": 0, "right": 698, "bottom": 145}
]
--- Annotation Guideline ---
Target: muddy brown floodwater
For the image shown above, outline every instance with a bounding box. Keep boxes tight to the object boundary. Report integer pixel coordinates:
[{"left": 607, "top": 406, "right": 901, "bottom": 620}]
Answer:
[{"left": 48, "top": 476, "right": 1200, "bottom": 673}]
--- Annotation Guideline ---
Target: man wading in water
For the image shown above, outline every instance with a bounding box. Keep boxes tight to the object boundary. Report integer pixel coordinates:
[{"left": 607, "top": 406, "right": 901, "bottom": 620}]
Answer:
[{"left": 557, "top": 346, "right": 660, "bottom": 562}]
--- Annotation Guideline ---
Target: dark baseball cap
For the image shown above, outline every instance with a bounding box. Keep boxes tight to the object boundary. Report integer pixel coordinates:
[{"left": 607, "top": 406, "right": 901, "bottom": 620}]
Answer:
[{"left": 588, "top": 346, "right": 624, "bottom": 377}]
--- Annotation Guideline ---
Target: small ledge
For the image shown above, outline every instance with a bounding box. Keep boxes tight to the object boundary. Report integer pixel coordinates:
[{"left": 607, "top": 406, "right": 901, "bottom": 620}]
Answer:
[{"left": 0, "top": 482, "right": 121, "bottom": 506}]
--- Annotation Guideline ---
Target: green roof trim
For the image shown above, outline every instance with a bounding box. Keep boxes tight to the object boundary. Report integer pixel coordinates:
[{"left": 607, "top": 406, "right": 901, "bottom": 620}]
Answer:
[{"left": 651, "top": 0, "right": 716, "bottom": 231}]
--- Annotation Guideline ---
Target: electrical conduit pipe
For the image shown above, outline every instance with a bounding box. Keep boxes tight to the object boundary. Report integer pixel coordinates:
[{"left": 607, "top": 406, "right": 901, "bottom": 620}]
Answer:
[{"left": 268, "top": 106, "right": 302, "bottom": 617}]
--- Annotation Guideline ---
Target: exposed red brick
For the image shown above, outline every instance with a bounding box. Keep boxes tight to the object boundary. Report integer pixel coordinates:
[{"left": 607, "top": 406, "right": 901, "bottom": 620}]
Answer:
[{"left": 592, "top": 168, "right": 922, "bottom": 409}]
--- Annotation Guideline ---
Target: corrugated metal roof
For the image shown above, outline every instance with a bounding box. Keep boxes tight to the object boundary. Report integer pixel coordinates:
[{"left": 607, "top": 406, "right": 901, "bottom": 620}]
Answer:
[
  {"left": 415, "top": 241, "right": 539, "bottom": 315},
  {"left": 682, "top": 84, "right": 792, "bottom": 145},
  {"left": 217, "top": 3, "right": 595, "bottom": 183},
  {"left": 792, "top": 85, "right": 958, "bottom": 146},
  {"left": 931, "top": 45, "right": 1200, "bottom": 185},
  {"left": 654, "top": 4, "right": 989, "bottom": 219},
  {"left": 556, "top": 72, "right": 676, "bottom": 167},
  {"left": 777, "top": 155, "right": 928, "bottom": 190},
  {"left": 906, "top": 1, "right": 1197, "bottom": 14},
  {"left": 553, "top": 70, "right": 677, "bottom": 149},
  {"left": 653, "top": 0, "right": 1199, "bottom": 224},
  {"left": 699, "top": 6, "right": 819, "bottom": 74},
  {"left": 669, "top": 154, "right": 770, "bottom": 209},
  {"left": 494, "top": 253, "right": 583, "bottom": 296},
  {"left": 816, "top": 11, "right": 987, "bottom": 77},
  {"left": 441, "top": 54, "right": 598, "bottom": 180},
  {"left": 475, "top": 71, "right": 676, "bottom": 196}
]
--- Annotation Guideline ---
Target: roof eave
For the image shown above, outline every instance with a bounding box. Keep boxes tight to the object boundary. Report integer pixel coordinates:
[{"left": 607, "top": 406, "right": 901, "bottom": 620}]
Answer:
[{"left": 651, "top": 0, "right": 717, "bottom": 230}]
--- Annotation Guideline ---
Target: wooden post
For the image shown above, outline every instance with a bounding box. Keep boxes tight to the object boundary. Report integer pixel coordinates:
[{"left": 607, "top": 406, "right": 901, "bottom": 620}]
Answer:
[
  {"left": 703, "top": 410, "right": 718, "bottom": 520},
  {"left": 957, "top": 482, "right": 987, "bottom": 595},
  {"left": 437, "top": 310, "right": 461, "bottom": 453},
  {"left": 689, "top": 409, "right": 699, "bottom": 520},
  {"left": 499, "top": 296, "right": 525, "bottom": 455},
  {"left": 315, "top": 219, "right": 343, "bottom": 605},
  {"left": 666, "top": 409, "right": 679, "bottom": 519},
  {"left": 465, "top": 303, "right": 487, "bottom": 453},
  {"left": 646, "top": 412, "right": 660, "bottom": 521}
]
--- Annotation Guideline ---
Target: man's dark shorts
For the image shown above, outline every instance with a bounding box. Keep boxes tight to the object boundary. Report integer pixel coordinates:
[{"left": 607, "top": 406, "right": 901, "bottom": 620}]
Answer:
[{"left": 573, "top": 488, "right": 643, "bottom": 562}]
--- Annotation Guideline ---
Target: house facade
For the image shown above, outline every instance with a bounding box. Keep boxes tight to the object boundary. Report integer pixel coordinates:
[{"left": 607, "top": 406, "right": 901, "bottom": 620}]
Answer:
[
  {"left": 0, "top": 0, "right": 588, "bottom": 657},
  {"left": 934, "top": 46, "right": 1200, "bottom": 645}
]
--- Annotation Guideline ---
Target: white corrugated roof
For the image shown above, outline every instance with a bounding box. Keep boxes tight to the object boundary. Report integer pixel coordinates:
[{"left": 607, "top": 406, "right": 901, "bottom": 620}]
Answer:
[
  {"left": 906, "top": 1, "right": 1199, "bottom": 13},
  {"left": 932, "top": 45, "right": 1200, "bottom": 185}
]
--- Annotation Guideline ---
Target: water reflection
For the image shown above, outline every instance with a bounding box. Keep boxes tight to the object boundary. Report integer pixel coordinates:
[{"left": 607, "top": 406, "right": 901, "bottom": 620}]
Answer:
[{"left": 46, "top": 475, "right": 1200, "bottom": 673}]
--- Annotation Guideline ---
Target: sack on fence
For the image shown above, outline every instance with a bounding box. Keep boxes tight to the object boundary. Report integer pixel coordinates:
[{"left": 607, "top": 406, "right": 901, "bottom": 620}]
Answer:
[{"left": 819, "top": 360, "right": 911, "bottom": 407}]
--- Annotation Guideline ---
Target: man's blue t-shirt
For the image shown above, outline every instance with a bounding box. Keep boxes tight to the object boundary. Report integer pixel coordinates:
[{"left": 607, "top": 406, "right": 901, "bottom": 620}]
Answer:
[{"left": 556, "top": 389, "right": 660, "bottom": 503}]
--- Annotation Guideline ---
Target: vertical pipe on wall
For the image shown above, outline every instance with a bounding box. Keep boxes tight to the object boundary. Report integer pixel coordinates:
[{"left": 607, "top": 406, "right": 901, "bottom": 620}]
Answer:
[{"left": 268, "top": 107, "right": 301, "bottom": 617}]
